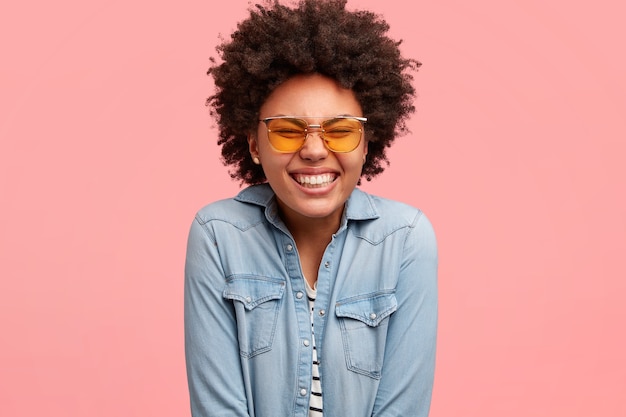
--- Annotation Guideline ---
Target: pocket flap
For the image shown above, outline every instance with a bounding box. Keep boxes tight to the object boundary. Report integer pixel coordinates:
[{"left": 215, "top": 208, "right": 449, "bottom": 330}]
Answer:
[
  {"left": 223, "top": 276, "right": 285, "bottom": 310},
  {"left": 335, "top": 291, "right": 397, "bottom": 326}
]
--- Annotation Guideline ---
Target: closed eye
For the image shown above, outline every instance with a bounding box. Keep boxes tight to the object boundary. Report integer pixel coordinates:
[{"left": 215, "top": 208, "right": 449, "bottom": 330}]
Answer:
[
  {"left": 271, "top": 128, "right": 305, "bottom": 138},
  {"left": 324, "top": 128, "right": 358, "bottom": 138}
]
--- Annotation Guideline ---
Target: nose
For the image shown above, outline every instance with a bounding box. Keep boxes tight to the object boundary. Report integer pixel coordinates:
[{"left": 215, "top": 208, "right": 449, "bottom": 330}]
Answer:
[{"left": 299, "top": 130, "right": 328, "bottom": 161}]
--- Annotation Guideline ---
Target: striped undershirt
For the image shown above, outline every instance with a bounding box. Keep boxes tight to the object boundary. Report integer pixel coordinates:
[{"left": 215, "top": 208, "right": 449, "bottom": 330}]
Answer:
[{"left": 304, "top": 280, "right": 323, "bottom": 416}]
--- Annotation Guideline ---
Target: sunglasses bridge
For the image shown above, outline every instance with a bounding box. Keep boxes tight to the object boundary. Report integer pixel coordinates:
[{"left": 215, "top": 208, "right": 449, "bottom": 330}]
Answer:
[{"left": 302, "top": 124, "right": 325, "bottom": 139}]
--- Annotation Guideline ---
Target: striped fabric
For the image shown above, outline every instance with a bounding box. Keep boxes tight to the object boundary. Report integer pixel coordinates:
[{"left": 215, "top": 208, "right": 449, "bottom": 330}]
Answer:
[{"left": 305, "top": 281, "right": 323, "bottom": 416}]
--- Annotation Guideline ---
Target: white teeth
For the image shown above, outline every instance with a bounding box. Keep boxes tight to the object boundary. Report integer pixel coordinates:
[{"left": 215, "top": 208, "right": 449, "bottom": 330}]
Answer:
[{"left": 294, "top": 174, "right": 336, "bottom": 187}]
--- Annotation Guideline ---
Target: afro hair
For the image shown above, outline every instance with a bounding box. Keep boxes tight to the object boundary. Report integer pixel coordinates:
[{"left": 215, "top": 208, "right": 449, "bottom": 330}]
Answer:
[{"left": 207, "top": 0, "right": 420, "bottom": 184}]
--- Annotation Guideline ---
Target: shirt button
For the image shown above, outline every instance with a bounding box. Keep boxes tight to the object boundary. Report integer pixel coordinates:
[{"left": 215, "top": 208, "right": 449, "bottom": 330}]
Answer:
[
  {"left": 245, "top": 296, "right": 252, "bottom": 303},
  {"left": 303, "top": 339, "right": 310, "bottom": 347},
  {"left": 300, "top": 389, "right": 307, "bottom": 396},
  {"left": 286, "top": 244, "right": 293, "bottom": 251},
  {"left": 324, "top": 261, "right": 330, "bottom": 268},
  {"left": 369, "top": 313, "right": 377, "bottom": 320},
  {"left": 296, "top": 291, "right": 304, "bottom": 299},
  {"left": 318, "top": 309, "right": 325, "bottom": 317}
]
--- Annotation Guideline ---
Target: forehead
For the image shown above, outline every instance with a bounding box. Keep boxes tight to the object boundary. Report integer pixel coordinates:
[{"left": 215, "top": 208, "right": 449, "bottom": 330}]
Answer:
[{"left": 259, "top": 73, "right": 363, "bottom": 118}]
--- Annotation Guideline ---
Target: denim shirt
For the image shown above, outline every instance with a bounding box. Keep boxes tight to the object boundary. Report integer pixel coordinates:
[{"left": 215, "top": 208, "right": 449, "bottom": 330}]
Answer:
[{"left": 185, "top": 184, "right": 438, "bottom": 417}]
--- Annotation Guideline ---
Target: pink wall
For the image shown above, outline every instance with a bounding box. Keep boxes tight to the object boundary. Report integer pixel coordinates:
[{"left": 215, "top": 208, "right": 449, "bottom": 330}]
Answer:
[{"left": 1, "top": 0, "right": 624, "bottom": 415}]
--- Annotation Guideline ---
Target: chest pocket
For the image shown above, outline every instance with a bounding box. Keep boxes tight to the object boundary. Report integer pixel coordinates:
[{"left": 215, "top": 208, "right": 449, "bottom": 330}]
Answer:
[
  {"left": 335, "top": 291, "right": 397, "bottom": 379},
  {"left": 223, "top": 276, "right": 285, "bottom": 358}
]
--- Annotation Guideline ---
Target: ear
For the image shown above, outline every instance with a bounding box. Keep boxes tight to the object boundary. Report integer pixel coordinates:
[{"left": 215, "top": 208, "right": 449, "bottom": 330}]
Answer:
[
  {"left": 362, "top": 138, "right": 369, "bottom": 163},
  {"left": 248, "top": 133, "right": 259, "bottom": 158}
]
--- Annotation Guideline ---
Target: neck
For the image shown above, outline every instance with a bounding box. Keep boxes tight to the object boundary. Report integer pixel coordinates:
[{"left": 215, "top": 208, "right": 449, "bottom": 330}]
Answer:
[
  {"left": 277, "top": 203, "right": 344, "bottom": 289},
  {"left": 274, "top": 195, "right": 345, "bottom": 242},
  {"left": 280, "top": 207, "right": 343, "bottom": 242}
]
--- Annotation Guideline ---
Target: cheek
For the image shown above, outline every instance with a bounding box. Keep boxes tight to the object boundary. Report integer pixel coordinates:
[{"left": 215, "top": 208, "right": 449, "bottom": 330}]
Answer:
[
  {"left": 338, "top": 154, "right": 366, "bottom": 176},
  {"left": 258, "top": 149, "right": 293, "bottom": 175},
  {"left": 257, "top": 134, "right": 277, "bottom": 156}
]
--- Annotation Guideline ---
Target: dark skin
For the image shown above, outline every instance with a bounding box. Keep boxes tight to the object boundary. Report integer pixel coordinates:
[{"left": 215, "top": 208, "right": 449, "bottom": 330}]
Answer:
[{"left": 279, "top": 205, "right": 343, "bottom": 287}]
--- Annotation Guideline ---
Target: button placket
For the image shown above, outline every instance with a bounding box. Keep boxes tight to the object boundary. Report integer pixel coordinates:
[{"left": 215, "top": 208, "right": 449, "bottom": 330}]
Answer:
[{"left": 281, "top": 236, "right": 312, "bottom": 412}]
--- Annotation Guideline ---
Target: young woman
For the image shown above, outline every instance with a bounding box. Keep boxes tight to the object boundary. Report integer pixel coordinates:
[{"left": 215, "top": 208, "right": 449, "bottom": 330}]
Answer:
[{"left": 184, "top": 1, "right": 438, "bottom": 415}]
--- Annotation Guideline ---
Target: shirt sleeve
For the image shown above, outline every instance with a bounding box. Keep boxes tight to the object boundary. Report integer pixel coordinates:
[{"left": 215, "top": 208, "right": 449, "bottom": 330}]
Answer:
[
  {"left": 184, "top": 216, "right": 250, "bottom": 417},
  {"left": 372, "top": 211, "right": 438, "bottom": 416}
]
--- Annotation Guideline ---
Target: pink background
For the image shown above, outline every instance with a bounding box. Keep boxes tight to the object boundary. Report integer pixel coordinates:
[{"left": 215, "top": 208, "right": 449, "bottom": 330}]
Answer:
[{"left": 1, "top": 0, "right": 625, "bottom": 415}]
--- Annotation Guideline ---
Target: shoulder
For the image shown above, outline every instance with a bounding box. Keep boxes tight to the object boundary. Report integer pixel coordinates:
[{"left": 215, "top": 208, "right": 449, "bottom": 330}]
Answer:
[
  {"left": 370, "top": 193, "right": 423, "bottom": 221},
  {"left": 348, "top": 189, "right": 436, "bottom": 245},
  {"left": 193, "top": 184, "right": 271, "bottom": 230}
]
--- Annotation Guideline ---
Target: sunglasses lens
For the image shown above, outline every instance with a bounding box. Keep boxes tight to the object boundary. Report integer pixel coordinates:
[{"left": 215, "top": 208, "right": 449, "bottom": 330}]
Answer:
[
  {"left": 322, "top": 118, "right": 363, "bottom": 152},
  {"left": 265, "top": 117, "right": 363, "bottom": 153},
  {"left": 266, "top": 118, "right": 307, "bottom": 152}
]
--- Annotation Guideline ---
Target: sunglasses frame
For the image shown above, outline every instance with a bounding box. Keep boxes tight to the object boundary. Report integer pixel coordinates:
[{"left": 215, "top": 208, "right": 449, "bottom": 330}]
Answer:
[{"left": 259, "top": 115, "right": 367, "bottom": 153}]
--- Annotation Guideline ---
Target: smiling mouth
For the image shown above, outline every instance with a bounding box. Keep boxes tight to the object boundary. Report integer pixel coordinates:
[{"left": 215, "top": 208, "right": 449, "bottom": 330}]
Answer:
[{"left": 292, "top": 173, "right": 337, "bottom": 188}]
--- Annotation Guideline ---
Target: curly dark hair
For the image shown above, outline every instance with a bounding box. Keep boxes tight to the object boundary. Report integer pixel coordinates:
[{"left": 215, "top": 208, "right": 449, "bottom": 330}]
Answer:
[{"left": 207, "top": 0, "right": 420, "bottom": 184}]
